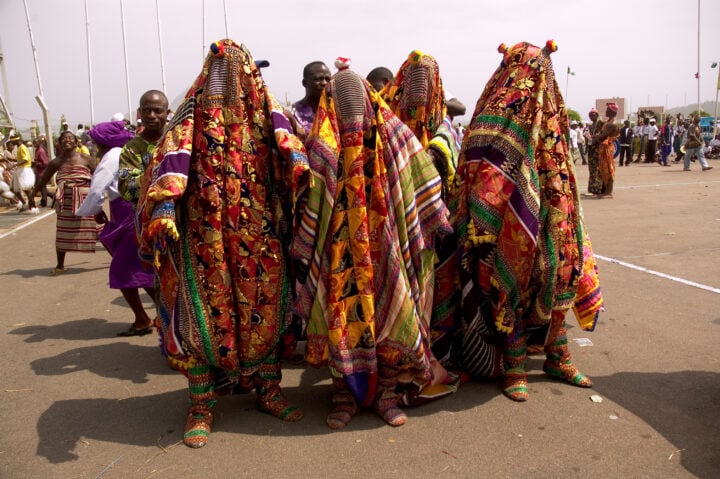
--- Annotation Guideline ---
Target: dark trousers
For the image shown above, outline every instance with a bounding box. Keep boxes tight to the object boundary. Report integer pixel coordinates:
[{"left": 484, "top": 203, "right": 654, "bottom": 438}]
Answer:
[
  {"left": 645, "top": 139, "right": 657, "bottom": 162},
  {"left": 619, "top": 145, "right": 632, "bottom": 166},
  {"left": 578, "top": 143, "right": 587, "bottom": 164}
]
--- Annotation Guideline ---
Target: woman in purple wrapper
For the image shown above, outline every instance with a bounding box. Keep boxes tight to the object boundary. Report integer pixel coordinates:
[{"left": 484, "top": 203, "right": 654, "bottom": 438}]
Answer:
[{"left": 76, "top": 120, "right": 157, "bottom": 337}]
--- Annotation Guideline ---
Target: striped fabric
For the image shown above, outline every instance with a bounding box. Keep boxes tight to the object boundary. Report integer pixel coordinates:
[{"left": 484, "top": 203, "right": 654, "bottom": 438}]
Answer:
[
  {"left": 54, "top": 164, "right": 100, "bottom": 253},
  {"left": 291, "top": 69, "right": 451, "bottom": 406}
]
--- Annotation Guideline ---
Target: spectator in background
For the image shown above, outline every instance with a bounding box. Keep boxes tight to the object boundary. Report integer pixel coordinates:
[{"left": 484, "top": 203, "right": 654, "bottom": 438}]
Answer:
[
  {"left": 633, "top": 118, "right": 647, "bottom": 162},
  {"left": 6, "top": 134, "right": 35, "bottom": 211},
  {"left": 659, "top": 116, "right": 673, "bottom": 166},
  {"left": 576, "top": 121, "right": 588, "bottom": 165},
  {"left": 366, "top": 66, "right": 394, "bottom": 92},
  {"left": 618, "top": 120, "right": 633, "bottom": 166},
  {"left": 673, "top": 117, "right": 687, "bottom": 163},
  {"left": 569, "top": 121, "right": 580, "bottom": 163},
  {"left": 645, "top": 117, "right": 659, "bottom": 163},
  {"left": 683, "top": 115, "right": 712, "bottom": 171},
  {"left": 585, "top": 108, "right": 604, "bottom": 195},
  {"left": 290, "top": 61, "right": 331, "bottom": 141},
  {"left": 33, "top": 137, "right": 49, "bottom": 207}
]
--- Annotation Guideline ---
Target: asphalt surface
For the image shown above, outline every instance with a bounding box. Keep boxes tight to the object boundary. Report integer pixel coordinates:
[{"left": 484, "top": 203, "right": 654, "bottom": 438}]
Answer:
[{"left": 1, "top": 157, "right": 719, "bottom": 478}]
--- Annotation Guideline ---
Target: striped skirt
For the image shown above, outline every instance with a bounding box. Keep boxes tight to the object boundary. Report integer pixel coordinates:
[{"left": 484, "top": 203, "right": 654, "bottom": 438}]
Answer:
[{"left": 55, "top": 185, "right": 101, "bottom": 253}]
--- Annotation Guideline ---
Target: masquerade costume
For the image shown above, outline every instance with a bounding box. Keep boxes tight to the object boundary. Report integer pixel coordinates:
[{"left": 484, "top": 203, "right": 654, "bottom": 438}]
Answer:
[
  {"left": 453, "top": 41, "right": 603, "bottom": 400},
  {"left": 137, "top": 40, "right": 308, "bottom": 447},
  {"left": 292, "top": 64, "right": 451, "bottom": 427}
]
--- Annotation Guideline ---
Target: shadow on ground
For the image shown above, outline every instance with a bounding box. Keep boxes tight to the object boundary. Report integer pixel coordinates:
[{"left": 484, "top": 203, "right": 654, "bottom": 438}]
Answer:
[
  {"left": 593, "top": 370, "right": 720, "bottom": 478},
  {"left": 1, "top": 264, "right": 108, "bottom": 279},
  {"left": 34, "top": 366, "right": 720, "bottom": 476},
  {"left": 30, "top": 342, "right": 172, "bottom": 383},
  {"left": 10, "top": 318, "right": 146, "bottom": 342},
  {"left": 34, "top": 373, "right": 498, "bottom": 464}
]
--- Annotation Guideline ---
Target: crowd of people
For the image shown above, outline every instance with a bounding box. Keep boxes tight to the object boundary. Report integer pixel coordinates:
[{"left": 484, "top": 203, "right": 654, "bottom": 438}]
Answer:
[{"left": 24, "top": 37, "right": 720, "bottom": 449}]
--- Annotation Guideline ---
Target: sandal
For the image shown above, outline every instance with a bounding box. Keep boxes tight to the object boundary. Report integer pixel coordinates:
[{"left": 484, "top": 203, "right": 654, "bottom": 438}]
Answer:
[
  {"left": 50, "top": 267, "right": 66, "bottom": 276},
  {"left": 117, "top": 325, "right": 153, "bottom": 337}
]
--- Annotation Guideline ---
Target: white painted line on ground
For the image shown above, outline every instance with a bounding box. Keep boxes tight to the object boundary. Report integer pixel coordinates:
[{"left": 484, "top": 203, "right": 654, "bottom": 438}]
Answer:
[
  {"left": 615, "top": 179, "right": 720, "bottom": 190},
  {"left": 0, "top": 210, "right": 55, "bottom": 239},
  {"left": 595, "top": 254, "right": 720, "bottom": 294}
]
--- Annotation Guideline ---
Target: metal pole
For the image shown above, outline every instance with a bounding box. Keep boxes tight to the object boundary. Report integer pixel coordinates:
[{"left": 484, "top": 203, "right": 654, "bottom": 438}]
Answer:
[
  {"left": 84, "top": 0, "right": 95, "bottom": 125},
  {"left": 697, "top": 0, "right": 701, "bottom": 117},
  {"left": 0, "top": 37, "right": 15, "bottom": 126},
  {"left": 119, "top": 0, "right": 133, "bottom": 120},
  {"left": 22, "top": 0, "right": 53, "bottom": 159},
  {"left": 202, "top": 0, "right": 206, "bottom": 62},
  {"left": 714, "top": 65, "right": 719, "bottom": 139},
  {"left": 155, "top": 0, "right": 167, "bottom": 93},
  {"left": 22, "top": 0, "right": 44, "bottom": 97},
  {"left": 223, "top": 0, "right": 229, "bottom": 38},
  {"left": 35, "top": 96, "right": 53, "bottom": 162}
]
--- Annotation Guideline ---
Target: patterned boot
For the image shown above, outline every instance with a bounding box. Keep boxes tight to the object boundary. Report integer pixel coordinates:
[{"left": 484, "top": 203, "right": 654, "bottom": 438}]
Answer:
[
  {"left": 502, "top": 328, "right": 529, "bottom": 401},
  {"left": 254, "top": 367, "right": 303, "bottom": 422},
  {"left": 326, "top": 377, "right": 358, "bottom": 429},
  {"left": 373, "top": 366, "right": 407, "bottom": 426},
  {"left": 543, "top": 313, "right": 592, "bottom": 388},
  {"left": 184, "top": 365, "right": 216, "bottom": 448}
]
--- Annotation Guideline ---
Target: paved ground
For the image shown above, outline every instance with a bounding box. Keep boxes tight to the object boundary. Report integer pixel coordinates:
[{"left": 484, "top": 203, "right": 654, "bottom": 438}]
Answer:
[{"left": 1, "top": 157, "right": 719, "bottom": 478}]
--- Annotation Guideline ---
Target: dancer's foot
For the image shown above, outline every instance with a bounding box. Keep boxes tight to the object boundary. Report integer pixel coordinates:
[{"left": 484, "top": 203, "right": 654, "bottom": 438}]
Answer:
[
  {"left": 183, "top": 405, "right": 213, "bottom": 448},
  {"left": 502, "top": 369, "right": 529, "bottom": 401},
  {"left": 543, "top": 359, "right": 592, "bottom": 388},
  {"left": 326, "top": 391, "right": 358, "bottom": 429},
  {"left": 373, "top": 391, "right": 406, "bottom": 426},
  {"left": 256, "top": 385, "right": 303, "bottom": 422}
]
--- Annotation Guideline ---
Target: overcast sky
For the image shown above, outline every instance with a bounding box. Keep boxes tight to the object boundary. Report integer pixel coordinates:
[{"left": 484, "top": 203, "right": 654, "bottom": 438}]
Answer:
[{"left": 2, "top": 0, "right": 720, "bottom": 133}]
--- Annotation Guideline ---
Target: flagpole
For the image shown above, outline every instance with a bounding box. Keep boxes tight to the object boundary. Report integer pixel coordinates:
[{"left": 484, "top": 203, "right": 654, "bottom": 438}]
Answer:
[
  {"left": 155, "top": 0, "right": 167, "bottom": 94},
  {"left": 697, "top": 0, "right": 701, "bottom": 117},
  {"left": 84, "top": 0, "right": 95, "bottom": 125},
  {"left": 713, "top": 62, "right": 719, "bottom": 139},
  {"left": 565, "top": 67, "right": 574, "bottom": 106},
  {"left": 120, "top": 0, "right": 132, "bottom": 119}
]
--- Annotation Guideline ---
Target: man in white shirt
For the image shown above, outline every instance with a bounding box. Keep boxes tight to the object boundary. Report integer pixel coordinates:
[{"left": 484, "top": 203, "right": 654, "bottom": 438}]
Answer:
[
  {"left": 645, "top": 118, "right": 659, "bottom": 163},
  {"left": 633, "top": 120, "right": 646, "bottom": 162},
  {"left": 569, "top": 121, "right": 580, "bottom": 163}
]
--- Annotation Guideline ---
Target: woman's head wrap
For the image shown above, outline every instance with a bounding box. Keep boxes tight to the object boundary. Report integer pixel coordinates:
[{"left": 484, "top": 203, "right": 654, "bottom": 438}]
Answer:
[{"left": 88, "top": 121, "right": 134, "bottom": 148}]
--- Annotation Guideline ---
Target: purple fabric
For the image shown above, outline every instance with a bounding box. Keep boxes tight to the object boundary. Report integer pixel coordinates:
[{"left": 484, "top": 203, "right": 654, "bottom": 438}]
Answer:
[
  {"left": 470, "top": 145, "right": 540, "bottom": 239},
  {"left": 291, "top": 100, "right": 317, "bottom": 133},
  {"left": 88, "top": 121, "right": 135, "bottom": 148},
  {"left": 100, "top": 197, "right": 154, "bottom": 289},
  {"left": 156, "top": 150, "right": 191, "bottom": 178}
]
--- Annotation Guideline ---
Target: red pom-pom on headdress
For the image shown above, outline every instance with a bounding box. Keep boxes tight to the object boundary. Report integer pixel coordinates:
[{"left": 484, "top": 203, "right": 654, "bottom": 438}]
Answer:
[
  {"left": 498, "top": 43, "right": 508, "bottom": 54},
  {"left": 210, "top": 41, "right": 225, "bottom": 57},
  {"left": 544, "top": 39, "right": 558, "bottom": 54},
  {"left": 334, "top": 56, "right": 352, "bottom": 71}
]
